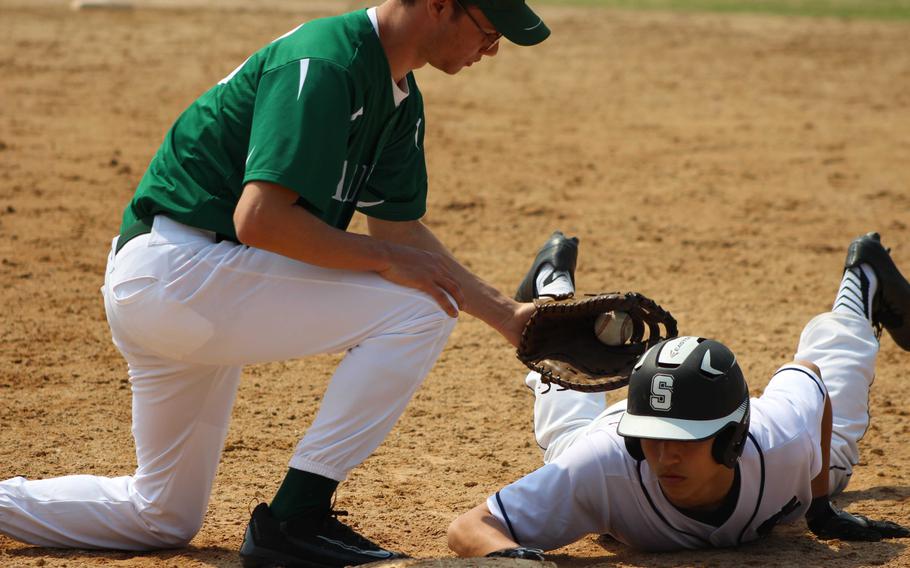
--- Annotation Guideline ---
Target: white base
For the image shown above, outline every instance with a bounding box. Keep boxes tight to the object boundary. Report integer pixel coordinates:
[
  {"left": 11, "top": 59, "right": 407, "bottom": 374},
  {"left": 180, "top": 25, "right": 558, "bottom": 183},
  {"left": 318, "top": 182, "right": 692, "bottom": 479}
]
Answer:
[{"left": 70, "top": 0, "right": 134, "bottom": 10}]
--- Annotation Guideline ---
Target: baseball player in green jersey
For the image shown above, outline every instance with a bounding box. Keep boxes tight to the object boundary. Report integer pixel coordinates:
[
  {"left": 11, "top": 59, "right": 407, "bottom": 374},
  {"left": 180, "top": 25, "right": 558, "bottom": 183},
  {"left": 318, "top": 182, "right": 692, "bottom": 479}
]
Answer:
[{"left": 0, "top": 1, "right": 549, "bottom": 566}]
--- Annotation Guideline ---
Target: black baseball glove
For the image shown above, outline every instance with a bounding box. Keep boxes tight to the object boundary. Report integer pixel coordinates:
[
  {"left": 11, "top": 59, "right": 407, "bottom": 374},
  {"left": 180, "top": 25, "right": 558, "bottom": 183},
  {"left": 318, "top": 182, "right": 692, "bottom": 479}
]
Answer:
[
  {"left": 806, "top": 497, "right": 910, "bottom": 541},
  {"left": 485, "top": 547, "right": 546, "bottom": 560},
  {"left": 516, "top": 292, "right": 678, "bottom": 392}
]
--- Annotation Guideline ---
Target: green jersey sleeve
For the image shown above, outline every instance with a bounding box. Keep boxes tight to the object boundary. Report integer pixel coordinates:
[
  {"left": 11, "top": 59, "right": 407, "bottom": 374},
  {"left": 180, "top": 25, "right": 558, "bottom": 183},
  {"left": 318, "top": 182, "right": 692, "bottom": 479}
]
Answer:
[
  {"left": 356, "top": 89, "right": 428, "bottom": 221},
  {"left": 244, "top": 58, "right": 352, "bottom": 214}
]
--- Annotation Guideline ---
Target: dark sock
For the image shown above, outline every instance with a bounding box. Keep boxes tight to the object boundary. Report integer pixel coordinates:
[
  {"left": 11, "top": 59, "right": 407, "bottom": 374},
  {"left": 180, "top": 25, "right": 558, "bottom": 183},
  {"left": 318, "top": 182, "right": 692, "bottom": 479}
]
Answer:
[{"left": 269, "top": 468, "right": 339, "bottom": 521}]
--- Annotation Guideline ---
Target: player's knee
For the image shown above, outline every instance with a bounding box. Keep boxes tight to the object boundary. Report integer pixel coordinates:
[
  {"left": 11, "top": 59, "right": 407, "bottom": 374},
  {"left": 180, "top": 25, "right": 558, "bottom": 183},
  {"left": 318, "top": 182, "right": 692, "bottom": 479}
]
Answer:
[
  {"left": 377, "top": 284, "right": 459, "bottom": 336},
  {"left": 421, "top": 294, "right": 459, "bottom": 324},
  {"left": 436, "top": 307, "right": 458, "bottom": 334},
  {"left": 165, "top": 519, "right": 203, "bottom": 547},
  {"left": 792, "top": 359, "right": 821, "bottom": 378},
  {"left": 135, "top": 507, "right": 204, "bottom": 548},
  {"left": 405, "top": 299, "right": 458, "bottom": 336},
  {"left": 146, "top": 522, "right": 202, "bottom": 549}
]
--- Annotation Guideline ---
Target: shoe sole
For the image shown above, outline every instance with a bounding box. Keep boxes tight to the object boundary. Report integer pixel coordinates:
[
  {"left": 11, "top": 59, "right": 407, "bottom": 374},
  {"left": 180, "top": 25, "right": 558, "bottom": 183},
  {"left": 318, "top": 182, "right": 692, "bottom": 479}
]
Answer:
[
  {"left": 514, "top": 231, "right": 579, "bottom": 302},
  {"left": 241, "top": 544, "right": 345, "bottom": 568},
  {"left": 241, "top": 551, "right": 328, "bottom": 568},
  {"left": 845, "top": 233, "right": 889, "bottom": 272},
  {"left": 241, "top": 549, "right": 404, "bottom": 568},
  {"left": 240, "top": 523, "right": 336, "bottom": 568},
  {"left": 240, "top": 527, "right": 404, "bottom": 568}
]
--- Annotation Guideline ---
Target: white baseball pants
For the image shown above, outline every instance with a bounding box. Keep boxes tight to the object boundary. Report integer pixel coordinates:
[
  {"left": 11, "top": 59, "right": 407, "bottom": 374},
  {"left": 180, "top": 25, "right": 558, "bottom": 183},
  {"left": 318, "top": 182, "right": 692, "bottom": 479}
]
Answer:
[
  {"left": 0, "top": 216, "right": 456, "bottom": 549},
  {"left": 530, "top": 311, "right": 878, "bottom": 494},
  {"left": 794, "top": 311, "right": 878, "bottom": 495}
]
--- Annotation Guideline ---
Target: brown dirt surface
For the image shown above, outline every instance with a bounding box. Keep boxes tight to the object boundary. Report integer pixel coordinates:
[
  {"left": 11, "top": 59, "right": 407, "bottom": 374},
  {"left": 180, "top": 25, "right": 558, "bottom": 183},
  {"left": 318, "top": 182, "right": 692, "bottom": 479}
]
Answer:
[
  {"left": 362, "top": 559, "right": 557, "bottom": 568},
  {"left": 2, "top": 0, "right": 910, "bottom": 566}
]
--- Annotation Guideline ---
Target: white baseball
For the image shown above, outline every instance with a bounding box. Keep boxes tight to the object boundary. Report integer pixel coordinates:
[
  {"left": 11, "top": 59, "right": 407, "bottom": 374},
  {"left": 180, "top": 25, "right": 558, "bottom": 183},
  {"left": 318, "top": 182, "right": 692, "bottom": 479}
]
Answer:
[{"left": 594, "top": 310, "right": 633, "bottom": 346}]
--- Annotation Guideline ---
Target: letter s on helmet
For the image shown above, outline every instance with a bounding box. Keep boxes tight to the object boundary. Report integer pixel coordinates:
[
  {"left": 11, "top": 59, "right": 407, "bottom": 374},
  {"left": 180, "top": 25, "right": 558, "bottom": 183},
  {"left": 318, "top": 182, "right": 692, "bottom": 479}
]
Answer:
[{"left": 617, "top": 336, "right": 750, "bottom": 468}]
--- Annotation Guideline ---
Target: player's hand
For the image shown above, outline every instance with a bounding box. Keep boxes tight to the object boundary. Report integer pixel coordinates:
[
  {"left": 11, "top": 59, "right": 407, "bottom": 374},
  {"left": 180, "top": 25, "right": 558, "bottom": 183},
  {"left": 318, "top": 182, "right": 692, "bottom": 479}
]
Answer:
[
  {"left": 807, "top": 498, "right": 910, "bottom": 541},
  {"left": 378, "top": 244, "right": 464, "bottom": 317},
  {"left": 501, "top": 302, "right": 536, "bottom": 348}
]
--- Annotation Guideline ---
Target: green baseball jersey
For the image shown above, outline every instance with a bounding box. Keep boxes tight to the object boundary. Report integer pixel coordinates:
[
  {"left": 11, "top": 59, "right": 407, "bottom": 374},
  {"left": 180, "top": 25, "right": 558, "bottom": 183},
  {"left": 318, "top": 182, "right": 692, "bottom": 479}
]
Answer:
[{"left": 121, "top": 9, "right": 427, "bottom": 239}]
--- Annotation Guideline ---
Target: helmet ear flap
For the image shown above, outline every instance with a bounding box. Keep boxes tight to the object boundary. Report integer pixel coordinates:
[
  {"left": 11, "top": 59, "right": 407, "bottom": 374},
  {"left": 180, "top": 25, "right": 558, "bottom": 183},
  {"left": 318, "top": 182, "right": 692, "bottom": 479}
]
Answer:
[
  {"left": 711, "top": 419, "right": 749, "bottom": 468},
  {"left": 625, "top": 437, "right": 644, "bottom": 461},
  {"left": 711, "top": 426, "right": 737, "bottom": 468}
]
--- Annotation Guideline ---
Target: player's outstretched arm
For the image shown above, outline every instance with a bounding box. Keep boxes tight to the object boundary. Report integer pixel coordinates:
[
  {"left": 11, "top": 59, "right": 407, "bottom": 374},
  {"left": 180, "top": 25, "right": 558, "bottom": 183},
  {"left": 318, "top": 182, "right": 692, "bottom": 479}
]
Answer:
[
  {"left": 367, "top": 216, "right": 535, "bottom": 346},
  {"left": 448, "top": 503, "right": 525, "bottom": 557},
  {"left": 798, "top": 361, "right": 910, "bottom": 541},
  {"left": 807, "top": 499, "right": 910, "bottom": 541}
]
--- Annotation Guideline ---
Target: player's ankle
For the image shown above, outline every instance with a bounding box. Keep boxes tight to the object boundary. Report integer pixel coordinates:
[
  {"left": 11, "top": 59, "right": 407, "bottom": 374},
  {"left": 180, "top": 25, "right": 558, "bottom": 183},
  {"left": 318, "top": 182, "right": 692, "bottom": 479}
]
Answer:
[
  {"left": 270, "top": 468, "right": 338, "bottom": 522},
  {"left": 832, "top": 264, "right": 877, "bottom": 320}
]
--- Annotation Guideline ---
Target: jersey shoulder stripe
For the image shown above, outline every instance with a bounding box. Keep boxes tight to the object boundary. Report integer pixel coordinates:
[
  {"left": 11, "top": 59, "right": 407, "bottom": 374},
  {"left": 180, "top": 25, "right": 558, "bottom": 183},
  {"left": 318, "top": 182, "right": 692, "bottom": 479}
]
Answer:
[
  {"left": 771, "top": 365, "right": 826, "bottom": 399},
  {"left": 494, "top": 491, "right": 522, "bottom": 545}
]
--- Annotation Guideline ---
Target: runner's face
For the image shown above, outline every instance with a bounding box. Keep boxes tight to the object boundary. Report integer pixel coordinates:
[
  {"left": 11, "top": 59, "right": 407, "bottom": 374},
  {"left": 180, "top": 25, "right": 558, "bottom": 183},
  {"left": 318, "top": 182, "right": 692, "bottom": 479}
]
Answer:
[{"left": 641, "top": 438, "right": 734, "bottom": 510}]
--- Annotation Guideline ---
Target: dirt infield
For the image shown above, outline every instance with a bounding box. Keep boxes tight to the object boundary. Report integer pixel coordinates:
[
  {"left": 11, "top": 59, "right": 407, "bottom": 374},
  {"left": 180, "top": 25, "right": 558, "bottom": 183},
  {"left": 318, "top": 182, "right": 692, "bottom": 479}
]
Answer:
[{"left": 2, "top": 1, "right": 910, "bottom": 566}]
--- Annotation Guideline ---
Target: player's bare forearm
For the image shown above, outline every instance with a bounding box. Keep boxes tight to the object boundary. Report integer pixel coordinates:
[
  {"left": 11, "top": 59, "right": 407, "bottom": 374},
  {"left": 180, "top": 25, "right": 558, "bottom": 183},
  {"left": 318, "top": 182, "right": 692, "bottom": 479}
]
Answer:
[
  {"left": 447, "top": 503, "right": 519, "bottom": 557},
  {"left": 802, "top": 382, "right": 907, "bottom": 541},
  {"left": 812, "top": 392, "right": 833, "bottom": 499},
  {"left": 236, "top": 181, "right": 392, "bottom": 272},
  {"left": 235, "top": 182, "right": 464, "bottom": 316},
  {"left": 367, "top": 216, "right": 534, "bottom": 346},
  {"left": 791, "top": 360, "right": 831, "bottom": 499}
]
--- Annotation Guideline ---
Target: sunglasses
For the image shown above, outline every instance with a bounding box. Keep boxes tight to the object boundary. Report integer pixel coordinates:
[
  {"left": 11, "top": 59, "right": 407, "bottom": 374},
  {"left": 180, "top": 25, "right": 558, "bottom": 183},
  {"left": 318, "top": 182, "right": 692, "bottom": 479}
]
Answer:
[{"left": 453, "top": 0, "right": 502, "bottom": 51}]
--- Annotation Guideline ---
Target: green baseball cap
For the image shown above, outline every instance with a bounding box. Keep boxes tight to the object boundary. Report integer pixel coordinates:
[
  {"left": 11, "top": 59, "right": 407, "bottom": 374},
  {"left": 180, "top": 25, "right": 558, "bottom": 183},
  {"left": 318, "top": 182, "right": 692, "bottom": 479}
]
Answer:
[{"left": 474, "top": 0, "right": 550, "bottom": 46}]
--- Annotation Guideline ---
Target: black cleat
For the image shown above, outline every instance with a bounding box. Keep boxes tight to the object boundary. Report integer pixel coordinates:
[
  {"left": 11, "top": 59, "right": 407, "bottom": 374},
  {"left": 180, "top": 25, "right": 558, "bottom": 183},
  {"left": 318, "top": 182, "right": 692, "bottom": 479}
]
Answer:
[
  {"left": 239, "top": 503, "right": 405, "bottom": 568},
  {"left": 514, "top": 231, "right": 579, "bottom": 302},
  {"left": 844, "top": 232, "right": 910, "bottom": 350}
]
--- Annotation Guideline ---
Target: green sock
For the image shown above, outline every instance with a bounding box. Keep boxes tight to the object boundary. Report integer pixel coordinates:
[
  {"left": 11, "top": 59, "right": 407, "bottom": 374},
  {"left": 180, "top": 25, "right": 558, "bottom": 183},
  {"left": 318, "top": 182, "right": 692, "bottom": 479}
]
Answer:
[{"left": 269, "top": 468, "right": 339, "bottom": 521}]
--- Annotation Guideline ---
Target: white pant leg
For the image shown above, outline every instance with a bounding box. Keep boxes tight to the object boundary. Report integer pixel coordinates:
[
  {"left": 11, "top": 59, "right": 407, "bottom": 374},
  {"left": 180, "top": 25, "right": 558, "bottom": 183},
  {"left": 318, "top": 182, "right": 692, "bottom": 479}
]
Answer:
[
  {"left": 794, "top": 312, "right": 878, "bottom": 495},
  {"left": 290, "top": 312, "right": 454, "bottom": 478},
  {"left": 110, "top": 217, "right": 455, "bottom": 480},
  {"left": 0, "top": 231, "right": 243, "bottom": 550},
  {"left": 0, "top": 217, "right": 456, "bottom": 549},
  {"left": 0, "top": 361, "right": 240, "bottom": 550},
  {"left": 527, "top": 372, "right": 609, "bottom": 463}
]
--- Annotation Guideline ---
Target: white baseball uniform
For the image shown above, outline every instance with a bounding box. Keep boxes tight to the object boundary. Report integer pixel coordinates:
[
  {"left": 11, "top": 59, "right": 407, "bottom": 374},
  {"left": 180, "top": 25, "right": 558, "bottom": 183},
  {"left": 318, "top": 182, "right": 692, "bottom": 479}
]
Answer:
[{"left": 487, "top": 311, "right": 876, "bottom": 551}]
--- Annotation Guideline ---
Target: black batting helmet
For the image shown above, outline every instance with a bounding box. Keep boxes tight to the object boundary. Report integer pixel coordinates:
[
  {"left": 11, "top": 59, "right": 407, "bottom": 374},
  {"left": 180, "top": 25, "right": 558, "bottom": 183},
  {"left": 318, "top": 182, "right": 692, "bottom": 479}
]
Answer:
[{"left": 617, "top": 336, "right": 750, "bottom": 468}]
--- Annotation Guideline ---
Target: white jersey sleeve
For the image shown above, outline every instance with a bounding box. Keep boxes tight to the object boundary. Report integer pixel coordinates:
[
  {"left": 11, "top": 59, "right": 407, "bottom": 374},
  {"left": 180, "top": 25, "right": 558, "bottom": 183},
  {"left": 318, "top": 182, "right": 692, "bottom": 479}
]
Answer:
[
  {"left": 751, "top": 364, "right": 827, "bottom": 481},
  {"left": 736, "top": 364, "right": 828, "bottom": 533},
  {"left": 486, "top": 411, "right": 636, "bottom": 551}
]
